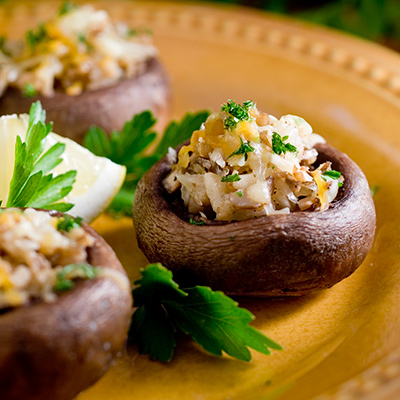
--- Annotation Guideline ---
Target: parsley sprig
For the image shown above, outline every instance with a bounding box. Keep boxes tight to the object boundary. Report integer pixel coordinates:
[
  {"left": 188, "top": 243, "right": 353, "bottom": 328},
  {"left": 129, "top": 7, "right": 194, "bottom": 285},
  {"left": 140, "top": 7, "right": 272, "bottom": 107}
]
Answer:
[
  {"left": 221, "top": 100, "right": 254, "bottom": 131},
  {"left": 84, "top": 110, "right": 210, "bottom": 216},
  {"left": 3, "top": 101, "right": 76, "bottom": 211},
  {"left": 271, "top": 132, "right": 297, "bottom": 155},
  {"left": 129, "top": 264, "right": 282, "bottom": 362},
  {"left": 228, "top": 138, "right": 255, "bottom": 161}
]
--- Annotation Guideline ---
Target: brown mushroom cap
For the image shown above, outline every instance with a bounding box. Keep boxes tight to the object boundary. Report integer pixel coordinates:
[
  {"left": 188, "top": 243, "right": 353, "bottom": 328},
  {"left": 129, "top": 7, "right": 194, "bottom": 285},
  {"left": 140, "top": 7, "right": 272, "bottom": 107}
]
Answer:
[
  {"left": 0, "top": 210, "right": 132, "bottom": 400},
  {"left": 133, "top": 143, "right": 376, "bottom": 297},
  {"left": 0, "top": 57, "right": 170, "bottom": 143}
]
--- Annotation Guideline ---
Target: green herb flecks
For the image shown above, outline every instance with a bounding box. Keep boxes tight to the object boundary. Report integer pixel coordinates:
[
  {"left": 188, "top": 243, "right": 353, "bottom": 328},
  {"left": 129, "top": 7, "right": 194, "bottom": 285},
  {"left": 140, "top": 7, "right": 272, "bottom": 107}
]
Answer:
[
  {"left": 228, "top": 138, "right": 255, "bottom": 161},
  {"left": 127, "top": 27, "right": 152, "bottom": 37},
  {"left": 221, "top": 174, "right": 241, "bottom": 183},
  {"left": 271, "top": 132, "right": 297, "bottom": 156},
  {"left": 322, "top": 170, "right": 343, "bottom": 187},
  {"left": 129, "top": 263, "right": 282, "bottom": 362},
  {"left": 54, "top": 263, "right": 99, "bottom": 292},
  {"left": 4, "top": 101, "right": 76, "bottom": 211},
  {"left": 59, "top": 1, "right": 78, "bottom": 16},
  {"left": 370, "top": 185, "right": 380, "bottom": 196},
  {"left": 57, "top": 215, "right": 83, "bottom": 232},
  {"left": 236, "top": 191, "right": 243, "bottom": 198},
  {"left": 189, "top": 218, "right": 205, "bottom": 226},
  {"left": 22, "top": 83, "right": 37, "bottom": 98},
  {"left": 84, "top": 110, "right": 210, "bottom": 217},
  {"left": 26, "top": 24, "right": 48, "bottom": 51},
  {"left": 222, "top": 100, "right": 254, "bottom": 131}
]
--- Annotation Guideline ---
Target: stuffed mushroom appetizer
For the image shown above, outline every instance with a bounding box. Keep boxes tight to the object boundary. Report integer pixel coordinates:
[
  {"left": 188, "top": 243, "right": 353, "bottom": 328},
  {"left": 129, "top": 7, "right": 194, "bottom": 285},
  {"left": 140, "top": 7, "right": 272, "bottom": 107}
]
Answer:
[
  {"left": 133, "top": 100, "right": 376, "bottom": 296},
  {"left": 0, "top": 208, "right": 132, "bottom": 400},
  {"left": 0, "top": 3, "right": 170, "bottom": 143}
]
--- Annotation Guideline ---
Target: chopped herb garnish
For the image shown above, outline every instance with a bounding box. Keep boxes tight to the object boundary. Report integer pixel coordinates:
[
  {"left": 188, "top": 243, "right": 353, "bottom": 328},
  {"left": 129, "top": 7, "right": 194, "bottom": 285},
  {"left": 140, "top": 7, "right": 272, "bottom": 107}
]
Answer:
[
  {"left": 129, "top": 263, "right": 282, "bottom": 362},
  {"left": 221, "top": 174, "right": 241, "bottom": 183},
  {"left": 228, "top": 138, "right": 255, "bottom": 161},
  {"left": 127, "top": 27, "right": 152, "bottom": 37},
  {"left": 84, "top": 110, "right": 210, "bottom": 217},
  {"left": 54, "top": 263, "right": 98, "bottom": 292},
  {"left": 236, "top": 191, "right": 243, "bottom": 198},
  {"left": 230, "top": 236, "right": 235, "bottom": 241},
  {"left": 221, "top": 100, "right": 254, "bottom": 131},
  {"left": 127, "top": 28, "right": 138, "bottom": 37},
  {"left": 26, "top": 24, "right": 47, "bottom": 50},
  {"left": 322, "top": 170, "right": 341, "bottom": 179},
  {"left": 57, "top": 215, "right": 83, "bottom": 232},
  {"left": 76, "top": 33, "right": 94, "bottom": 52},
  {"left": 22, "top": 83, "right": 37, "bottom": 98},
  {"left": 224, "top": 116, "right": 238, "bottom": 131},
  {"left": 189, "top": 218, "right": 205, "bottom": 226},
  {"left": 271, "top": 132, "right": 297, "bottom": 155},
  {"left": 3, "top": 101, "right": 76, "bottom": 211},
  {"left": 59, "top": 1, "right": 78, "bottom": 16},
  {"left": 77, "top": 33, "right": 86, "bottom": 43},
  {"left": 322, "top": 170, "right": 343, "bottom": 187},
  {"left": 370, "top": 185, "right": 380, "bottom": 196}
]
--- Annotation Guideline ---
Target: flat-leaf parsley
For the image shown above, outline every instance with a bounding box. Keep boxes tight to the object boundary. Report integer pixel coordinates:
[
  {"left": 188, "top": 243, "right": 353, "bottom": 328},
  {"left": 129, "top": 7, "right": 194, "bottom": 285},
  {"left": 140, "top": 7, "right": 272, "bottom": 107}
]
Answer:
[
  {"left": 84, "top": 110, "right": 210, "bottom": 216},
  {"left": 129, "top": 263, "right": 282, "bottom": 362},
  {"left": 4, "top": 101, "right": 76, "bottom": 211}
]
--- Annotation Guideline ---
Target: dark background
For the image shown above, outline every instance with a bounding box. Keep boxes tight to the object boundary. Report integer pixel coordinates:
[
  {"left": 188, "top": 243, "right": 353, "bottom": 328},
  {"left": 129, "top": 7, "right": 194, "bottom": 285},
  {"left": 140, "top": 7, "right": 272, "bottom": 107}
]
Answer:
[{"left": 202, "top": 0, "right": 400, "bottom": 50}]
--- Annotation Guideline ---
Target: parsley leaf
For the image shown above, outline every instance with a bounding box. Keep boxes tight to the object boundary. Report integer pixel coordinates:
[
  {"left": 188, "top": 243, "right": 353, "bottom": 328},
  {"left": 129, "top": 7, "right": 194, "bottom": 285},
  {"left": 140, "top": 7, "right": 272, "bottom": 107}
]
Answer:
[
  {"left": 84, "top": 110, "right": 210, "bottom": 216},
  {"left": 228, "top": 138, "right": 255, "bottom": 161},
  {"left": 271, "top": 132, "right": 297, "bottom": 155},
  {"left": 54, "top": 263, "right": 99, "bottom": 292},
  {"left": 221, "top": 174, "right": 241, "bottom": 182},
  {"left": 4, "top": 101, "right": 76, "bottom": 211},
  {"left": 221, "top": 99, "right": 254, "bottom": 131},
  {"left": 129, "top": 264, "right": 282, "bottom": 362}
]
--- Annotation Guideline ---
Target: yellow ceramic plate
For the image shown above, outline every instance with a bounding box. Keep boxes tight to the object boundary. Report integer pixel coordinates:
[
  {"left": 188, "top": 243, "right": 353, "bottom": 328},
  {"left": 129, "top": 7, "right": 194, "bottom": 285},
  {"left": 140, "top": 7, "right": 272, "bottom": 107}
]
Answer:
[{"left": 2, "top": 1, "right": 400, "bottom": 399}]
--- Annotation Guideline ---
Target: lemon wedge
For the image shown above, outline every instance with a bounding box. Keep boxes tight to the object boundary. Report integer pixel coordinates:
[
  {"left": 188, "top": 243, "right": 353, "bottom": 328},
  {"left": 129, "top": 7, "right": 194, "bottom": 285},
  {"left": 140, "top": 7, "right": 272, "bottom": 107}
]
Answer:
[{"left": 0, "top": 113, "right": 126, "bottom": 222}]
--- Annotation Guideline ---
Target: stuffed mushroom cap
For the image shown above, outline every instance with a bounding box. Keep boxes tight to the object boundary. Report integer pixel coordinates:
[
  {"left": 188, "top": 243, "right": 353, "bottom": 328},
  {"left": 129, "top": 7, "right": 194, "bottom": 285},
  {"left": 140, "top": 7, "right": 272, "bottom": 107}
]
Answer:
[
  {"left": 0, "top": 208, "right": 132, "bottom": 400},
  {"left": 133, "top": 102, "right": 376, "bottom": 296},
  {"left": 0, "top": 4, "right": 170, "bottom": 143}
]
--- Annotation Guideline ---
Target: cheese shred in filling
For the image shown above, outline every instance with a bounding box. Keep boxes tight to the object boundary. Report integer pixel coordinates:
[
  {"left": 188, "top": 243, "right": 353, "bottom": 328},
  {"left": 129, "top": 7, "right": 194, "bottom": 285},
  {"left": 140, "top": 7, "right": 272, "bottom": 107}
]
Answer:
[{"left": 163, "top": 100, "right": 344, "bottom": 222}]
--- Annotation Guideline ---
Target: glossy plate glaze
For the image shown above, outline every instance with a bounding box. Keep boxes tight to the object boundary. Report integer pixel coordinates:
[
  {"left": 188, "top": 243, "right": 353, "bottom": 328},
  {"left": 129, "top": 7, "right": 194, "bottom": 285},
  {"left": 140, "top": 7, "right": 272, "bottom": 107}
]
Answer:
[{"left": 2, "top": 1, "right": 400, "bottom": 399}]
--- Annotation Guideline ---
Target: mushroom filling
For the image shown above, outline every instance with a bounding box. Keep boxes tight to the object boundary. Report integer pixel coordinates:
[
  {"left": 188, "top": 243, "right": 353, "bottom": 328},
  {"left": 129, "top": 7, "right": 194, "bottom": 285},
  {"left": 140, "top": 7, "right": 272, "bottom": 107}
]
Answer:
[
  {"left": 0, "top": 208, "right": 98, "bottom": 309},
  {"left": 0, "top": 3, "right": 157, "bottom": 97},
  {"left": 163, "top": 100, "right": 344, "bottom": 222}
]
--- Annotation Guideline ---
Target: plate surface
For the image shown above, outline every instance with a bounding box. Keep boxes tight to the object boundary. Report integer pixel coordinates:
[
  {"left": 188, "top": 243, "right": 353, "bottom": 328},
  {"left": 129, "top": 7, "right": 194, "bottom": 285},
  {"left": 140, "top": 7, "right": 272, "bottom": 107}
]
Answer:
[{"left": 2, "top": 1, "right": 400, "bottom": 399}]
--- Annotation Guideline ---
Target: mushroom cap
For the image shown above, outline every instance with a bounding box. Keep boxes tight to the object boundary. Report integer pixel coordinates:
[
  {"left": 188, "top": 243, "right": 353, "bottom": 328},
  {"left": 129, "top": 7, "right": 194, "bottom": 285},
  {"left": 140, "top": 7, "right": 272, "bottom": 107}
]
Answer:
[
  {"left": 133, "top": 143, "right": 376, "bottom": 297},
  {"left": 0, "top": 57, "right": 170, "bottom": 143},
  {"left": 0, "top": 211, "right": 132, "bottom": 400}
]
